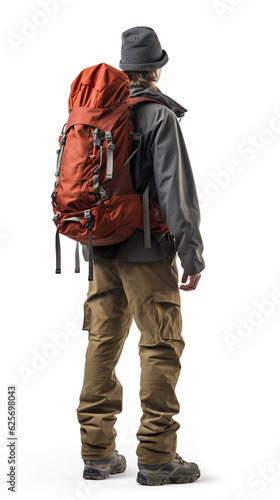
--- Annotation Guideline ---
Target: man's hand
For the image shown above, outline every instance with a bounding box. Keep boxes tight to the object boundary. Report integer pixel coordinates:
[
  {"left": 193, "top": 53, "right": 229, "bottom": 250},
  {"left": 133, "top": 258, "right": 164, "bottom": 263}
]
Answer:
[{"left": 180, "top": 272, "right": 201, "bottom": 291}]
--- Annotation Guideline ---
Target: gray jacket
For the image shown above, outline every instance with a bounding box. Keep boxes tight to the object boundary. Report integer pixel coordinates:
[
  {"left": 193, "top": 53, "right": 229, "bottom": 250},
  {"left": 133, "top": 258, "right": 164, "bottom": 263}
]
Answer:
[{"left": 82, "top": 86, "right": 205, "bottom": 276}]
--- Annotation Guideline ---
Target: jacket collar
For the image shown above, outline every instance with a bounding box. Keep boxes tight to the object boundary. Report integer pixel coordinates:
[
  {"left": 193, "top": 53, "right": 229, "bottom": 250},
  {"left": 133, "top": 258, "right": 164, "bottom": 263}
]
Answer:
[{"left": 129, "top": 86, "right": 187, "bottom": 119}]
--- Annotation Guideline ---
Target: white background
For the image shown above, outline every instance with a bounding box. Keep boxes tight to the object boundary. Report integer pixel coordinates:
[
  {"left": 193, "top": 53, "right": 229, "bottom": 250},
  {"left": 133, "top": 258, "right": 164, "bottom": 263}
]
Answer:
[{"left": 1, "top": 0, "right": 280, "bottom": 499}]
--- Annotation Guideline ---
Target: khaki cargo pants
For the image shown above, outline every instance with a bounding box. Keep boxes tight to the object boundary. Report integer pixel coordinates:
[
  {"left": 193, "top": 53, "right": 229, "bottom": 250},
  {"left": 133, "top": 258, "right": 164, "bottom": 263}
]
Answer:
[{"left": 76, "top": 252, "right": 185, "bottom": 465}]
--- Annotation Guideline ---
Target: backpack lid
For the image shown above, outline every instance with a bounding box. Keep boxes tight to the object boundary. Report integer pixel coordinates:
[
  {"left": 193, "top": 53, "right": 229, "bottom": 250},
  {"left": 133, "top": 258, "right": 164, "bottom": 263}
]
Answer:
[
  {"left": 65, "top": 63, "right": 131, "bottom": 132},
  {"left": 68, "top": 62, "right": 130, "bottom": 109}
]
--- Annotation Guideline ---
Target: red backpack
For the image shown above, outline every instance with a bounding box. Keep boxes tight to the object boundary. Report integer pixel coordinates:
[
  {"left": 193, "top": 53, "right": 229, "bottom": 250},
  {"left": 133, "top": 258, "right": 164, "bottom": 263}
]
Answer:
[{"left": 51, "top": 63, "right": 169, "bottom": 280}]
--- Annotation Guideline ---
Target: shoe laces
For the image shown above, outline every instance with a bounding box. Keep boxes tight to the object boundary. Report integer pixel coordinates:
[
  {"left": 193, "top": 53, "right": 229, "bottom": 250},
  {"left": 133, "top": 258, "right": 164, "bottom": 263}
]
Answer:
[{"left": 175, "top": 453, "right": 186, "bottom": 464}]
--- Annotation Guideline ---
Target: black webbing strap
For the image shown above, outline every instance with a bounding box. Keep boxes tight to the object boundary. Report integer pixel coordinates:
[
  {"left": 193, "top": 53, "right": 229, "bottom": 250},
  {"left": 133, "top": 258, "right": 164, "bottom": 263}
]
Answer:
[
  {"left": 152, "top": 232, "right": 176, "bottom": 266},
  {"left": 55, "top": 227, "right": 81, "bottom": 276},
  {"left": 62, "top": 217, "right": 81, "bottom": 276},
  {"left": 88, "top": 230, "right": 94, "bottom": 281},
  {"left": 75, "top": 242, "right": 80, "bottom": 273},
  {"left": 55, "top": 214, "right": 93, "bottom": 279},
  {"left": 152, "top": 231, "right": 176, "bottom": 257},
  {"left": 55, "top": 227, "right": 61, "bottom": 274},
  {"left": 142, "top": 180, "right": 151, "bottom": 249}
]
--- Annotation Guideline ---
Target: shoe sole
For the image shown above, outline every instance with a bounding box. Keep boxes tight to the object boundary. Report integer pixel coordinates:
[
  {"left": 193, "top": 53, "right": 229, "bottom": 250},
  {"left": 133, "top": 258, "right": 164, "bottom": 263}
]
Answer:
[
  {"left": 136, "top": 470, "right": 201, "bottom": 486},
  {"left": 83, "top": 464, "right": 126, "bottom": 480}
]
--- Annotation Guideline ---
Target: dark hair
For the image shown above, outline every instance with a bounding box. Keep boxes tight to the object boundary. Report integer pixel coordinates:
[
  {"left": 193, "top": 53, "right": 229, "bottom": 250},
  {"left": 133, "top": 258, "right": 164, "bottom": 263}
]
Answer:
[{"left": 124, "top": 70, "right": 158, "bottom": 89}]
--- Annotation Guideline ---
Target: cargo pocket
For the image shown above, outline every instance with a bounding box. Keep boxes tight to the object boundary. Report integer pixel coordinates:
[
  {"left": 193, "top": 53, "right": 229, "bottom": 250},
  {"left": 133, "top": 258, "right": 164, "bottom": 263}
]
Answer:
[
  {"left": 153, "top": 290, "right": 183, "bottom": 342},
  {"left": 82, "top": 300, "right": 92, "bottom": 331},
  {"left": 137, "top": 296, "right": 160, "bottom": 347}
]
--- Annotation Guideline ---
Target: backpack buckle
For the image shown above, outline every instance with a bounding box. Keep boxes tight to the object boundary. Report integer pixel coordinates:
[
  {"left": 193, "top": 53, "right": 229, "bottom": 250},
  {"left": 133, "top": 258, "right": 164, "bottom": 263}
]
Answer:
[
  {"left": 105, "top": 130, "right": 112, "bottom": 142},
  {"left": 52, "top": 212, "right": 61, "bottom": 226},
  {"left": 99, "top": 186, "right": 109, "bottom": 201},
  {"left": 105, "top": 130, "right": 115, "bottom": 150},
  {"left": 84, "top": 209, "right": 92, "bottom": 229},
  {"left": 93, "top": 128, "right": 101, "bottom": 148},
  {"left": 60, "top": 134, "right": 66, "bottom": 146}
]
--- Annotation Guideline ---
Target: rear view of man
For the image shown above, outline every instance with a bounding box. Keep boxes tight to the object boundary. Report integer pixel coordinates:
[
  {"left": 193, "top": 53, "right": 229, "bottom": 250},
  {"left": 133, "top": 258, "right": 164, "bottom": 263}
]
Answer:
[{"left": 77, "top": 26, "right": 205, "bottom": 486}]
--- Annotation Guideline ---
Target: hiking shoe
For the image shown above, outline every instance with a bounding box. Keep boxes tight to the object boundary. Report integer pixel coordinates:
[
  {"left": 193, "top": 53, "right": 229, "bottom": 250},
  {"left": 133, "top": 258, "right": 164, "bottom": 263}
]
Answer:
[
  {"left": 83, "top": 449, "right": 126, "bottom": 480},
  {"left": 137, "top": 452, "right": 200, "bottom": 486}
]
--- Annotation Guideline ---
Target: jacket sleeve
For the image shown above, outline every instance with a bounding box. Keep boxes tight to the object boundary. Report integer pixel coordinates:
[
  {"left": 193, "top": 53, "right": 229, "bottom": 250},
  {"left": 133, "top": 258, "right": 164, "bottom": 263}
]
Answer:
[{"left": 151, "top": 108, "right": 205, "bottom": 275}]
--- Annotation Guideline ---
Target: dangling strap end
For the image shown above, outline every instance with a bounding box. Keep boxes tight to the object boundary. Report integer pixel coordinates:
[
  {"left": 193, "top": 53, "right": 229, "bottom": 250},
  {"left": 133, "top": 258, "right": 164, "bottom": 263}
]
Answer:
[
  {"left": 145, "top": 236, "right": 152, "bottom": 248},
  {"left": 55, "top": 227, "right": 61, "bottom": 274},
  {"left": 88, "top": 230, "right": 94, "bottom": 281},
  {"left": 84, "top": 210, "right": 94, "bottom": 281},
  {"left": 75, "top": 241, "right": 80, "bottom": 273},
  {"left": 142, "top": 181, "right": 151, "bottom": 249}
]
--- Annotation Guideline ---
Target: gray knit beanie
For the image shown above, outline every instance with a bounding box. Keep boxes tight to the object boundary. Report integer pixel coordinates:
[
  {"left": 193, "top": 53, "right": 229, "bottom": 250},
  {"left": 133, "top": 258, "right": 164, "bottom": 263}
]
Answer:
[{"left": 119, "top": 26, "right": 169, "bottom": 71}]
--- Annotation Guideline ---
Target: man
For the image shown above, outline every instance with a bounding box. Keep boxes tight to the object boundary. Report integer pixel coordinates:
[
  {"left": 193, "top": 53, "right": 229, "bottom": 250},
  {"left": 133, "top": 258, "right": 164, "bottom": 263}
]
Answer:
[{"left": 77, "top": 26, "right": 205, "bottom": 486}]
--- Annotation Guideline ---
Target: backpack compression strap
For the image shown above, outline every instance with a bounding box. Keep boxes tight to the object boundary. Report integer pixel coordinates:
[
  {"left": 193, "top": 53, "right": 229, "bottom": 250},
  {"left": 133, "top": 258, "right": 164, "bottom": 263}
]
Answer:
[{"left": 105, "top": 130, "right": 115, "bottom": 180}]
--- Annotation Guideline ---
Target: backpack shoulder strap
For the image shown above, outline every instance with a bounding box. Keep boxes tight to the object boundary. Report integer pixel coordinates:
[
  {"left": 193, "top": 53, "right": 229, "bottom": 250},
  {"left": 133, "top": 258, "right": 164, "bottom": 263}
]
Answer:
[
  {"left": 130, "top": 96, "right": 168, "bottom": 107},
  {"left": 130, "top": 96, "right": 168, "bottom": 249}
]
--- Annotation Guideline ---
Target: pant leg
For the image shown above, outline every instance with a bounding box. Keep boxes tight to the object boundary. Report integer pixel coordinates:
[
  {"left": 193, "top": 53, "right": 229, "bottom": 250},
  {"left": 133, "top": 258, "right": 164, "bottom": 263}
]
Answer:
[
  {"left": 76, "top": 258, "right": 133, "bottom": 460},
  {"left": 115, "top": 253, "right": 185, "bottom": 465}
]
